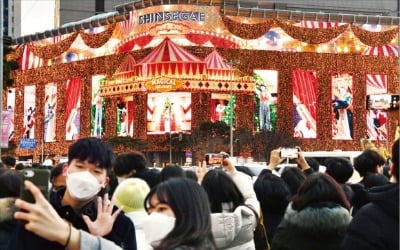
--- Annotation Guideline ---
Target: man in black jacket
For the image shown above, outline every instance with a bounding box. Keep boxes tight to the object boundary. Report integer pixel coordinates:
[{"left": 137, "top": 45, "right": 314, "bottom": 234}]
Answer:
[
  {"left": 341, "top": 139, "right": 399, "bottom": 250},
  {"left": 7, "top": 137, "right": 137, "bottom": 250}
]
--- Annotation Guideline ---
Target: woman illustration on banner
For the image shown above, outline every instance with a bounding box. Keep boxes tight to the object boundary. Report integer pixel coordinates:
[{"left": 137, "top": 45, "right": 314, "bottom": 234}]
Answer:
[
  {"left": 44, "top": 91, "right": 57, "bottom": 142},
  {"left": 367, "top": 109, "right": 387, "bottom": 140},
  {"left": 332, "top": 77, "right": 353, "bottom": 139},
  {"left": 256, "top": 83, "right": 273, "bottom": 131},
  {"left": 215, "top": 99, "right": 226, "bottom": 121},
  {"left": 119, "top": 107, "right": 128, "bottom": 136},
  {"left": 23, "top": 107, "right": 35, "bottom": 138},
  {"left": 92, "top": 90, "right": 103, "bottom": 137},
  {"left": 66, "top": 97, "right": 80, "bottom": 141}
]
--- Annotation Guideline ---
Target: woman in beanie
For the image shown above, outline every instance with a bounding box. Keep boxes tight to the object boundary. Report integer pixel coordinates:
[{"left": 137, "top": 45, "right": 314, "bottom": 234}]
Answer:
[{"left": 113, "top": 178, "right": 152, "bottom": 250}]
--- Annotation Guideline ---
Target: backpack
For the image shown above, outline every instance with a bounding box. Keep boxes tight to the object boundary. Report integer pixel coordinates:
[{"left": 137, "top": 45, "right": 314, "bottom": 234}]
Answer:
[{"left": 244, "top": 205, "right": 271, "bottom": 250}]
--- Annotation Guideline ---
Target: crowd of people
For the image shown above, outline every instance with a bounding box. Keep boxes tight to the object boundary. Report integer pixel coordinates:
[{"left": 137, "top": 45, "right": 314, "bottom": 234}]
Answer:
[{"left": 0, "top": 137, "right": 398, "bottom": 250}]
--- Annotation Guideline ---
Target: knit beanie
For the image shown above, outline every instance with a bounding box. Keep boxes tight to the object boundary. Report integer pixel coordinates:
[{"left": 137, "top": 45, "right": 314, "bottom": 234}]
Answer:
[{"left": 113, "top": 178, "right": 150, "bottom": 213}]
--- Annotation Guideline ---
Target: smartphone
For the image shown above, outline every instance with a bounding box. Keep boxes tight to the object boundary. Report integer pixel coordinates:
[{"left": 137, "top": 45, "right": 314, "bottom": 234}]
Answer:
[
  {"left": 280, "top": 148, "right": 299, "bottom": 158},
  {"left": 20, "top": 168, "right": 51, "bottom": 203}
]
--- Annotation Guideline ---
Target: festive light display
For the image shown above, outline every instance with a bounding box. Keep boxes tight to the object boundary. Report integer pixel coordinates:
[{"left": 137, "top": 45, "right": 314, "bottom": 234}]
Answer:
[{"left": 8, "top": 4, "right": 399, "bottom": 160}]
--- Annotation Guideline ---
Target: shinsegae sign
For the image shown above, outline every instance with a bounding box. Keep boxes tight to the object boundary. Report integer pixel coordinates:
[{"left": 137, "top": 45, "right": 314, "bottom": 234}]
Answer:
[
  {"left": 145, "top": 77, "right": 184, "bottom": 91},
  {"left": 139, "top": 11, "right": 206, "bottom": 24}
]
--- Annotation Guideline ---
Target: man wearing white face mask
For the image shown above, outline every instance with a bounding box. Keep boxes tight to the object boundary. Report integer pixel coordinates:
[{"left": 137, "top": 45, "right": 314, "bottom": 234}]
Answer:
[{"left": 7, "top": 137, "right": 137, "bottom": 250}]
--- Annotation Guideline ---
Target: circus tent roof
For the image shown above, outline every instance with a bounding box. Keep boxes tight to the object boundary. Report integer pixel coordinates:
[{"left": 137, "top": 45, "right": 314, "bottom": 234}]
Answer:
[
  {"left": 362, "top": 44, "right": 398, "bottom": 57},
  {"left": 114, "top": 54, "right": 136, "bottom": 79},
  {"left": 204, "top": 49, "right": 235, "bottom": 80},
  {"left": 134, "top": 37, "right": 207, "bottom": 77}
]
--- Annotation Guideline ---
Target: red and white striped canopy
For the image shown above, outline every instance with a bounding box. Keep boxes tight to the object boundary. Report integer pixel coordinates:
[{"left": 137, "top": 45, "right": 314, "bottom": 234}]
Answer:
[
  {"left": 140, "top": 37, "right": 203, "bottom": 63},
  {"left": 362, "top": 45, "right": 398, "bottom": 57},
  {"left": 204, "top": 50, "right": 235, "bottom": 79},
  {"left": 119, "top": 10, "right": 137, "bottom": 34},
  {"left": 134, "top": 38, "right": 206, "bottom": 77},
  {"left": 299, "top": 21, "right": 341, "bottom": 29},
  {"left": 204, "top": 50, "right": 232, "bottom": 69}
]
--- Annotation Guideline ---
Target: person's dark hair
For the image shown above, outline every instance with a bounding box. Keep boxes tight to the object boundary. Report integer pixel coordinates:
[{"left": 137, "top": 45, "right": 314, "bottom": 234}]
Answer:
[
  {"left": 292, "top": 173, "right": 350, "bottom": 211},
  {"left": 113, "top": 151, "right": 147, "bottom": 176},
  {"left": 325, "top": 158, "right": 354, "bottom": 184},
  {"left": 201, "top": 169, "right": 244, "bottom": 213},
  {"left": 184, "top": 169, "right": 198, "bottom": 182},
  {"left": 254, "top": 172, "right": 291, "bottom": 213},
  {"left": 50, "top": 163, "right": 64, "bottom": 182},
  {"left": 160, "top": 165, "right": 185, "bottom": 181},
  {"left": 68, "top": 137, "right": 115, "bottom": 171},
  {"left": 353, "top": 149, "right": 385, "bottom": 177},
  {"left": 0, "top": 169, "right": 21, "bottom": 198},
  {"left": 280, "top": 167, "right": 306, "bottom": 196},
  {"left": 2, "top": 156, "right": 16, "bottom": 167},
  {"left": 15, "top": 163, "right": 25, "bottom": 171},
  {"left": 235, "top": 165, "right": 255, "bottom": 177},
  {"left": 392, "top": 139, "right": 399, "bottom": 181},
  {"left": 305, "top": 157, "right": 320, "bottom": 172},
  {"left": 144, "top": 178, "right": 216, "bottom": 250}
]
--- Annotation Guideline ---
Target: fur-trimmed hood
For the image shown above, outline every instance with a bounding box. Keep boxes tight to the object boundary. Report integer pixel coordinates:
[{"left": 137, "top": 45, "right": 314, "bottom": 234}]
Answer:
[
  {"left": 0, "top": 197, "right": 18, "bottom": 223},
  {"left": 284, "top": 202, "right": 352, "bottom": 234}
]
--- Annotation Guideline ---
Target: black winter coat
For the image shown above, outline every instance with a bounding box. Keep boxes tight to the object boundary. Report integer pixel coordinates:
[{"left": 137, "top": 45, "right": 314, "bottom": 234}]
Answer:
[
  {"left": 341, "top": 183, "right": 399, "bottom": 250},
  {"left": 271, "top": 203, "right": 351, "bottom": 250}
]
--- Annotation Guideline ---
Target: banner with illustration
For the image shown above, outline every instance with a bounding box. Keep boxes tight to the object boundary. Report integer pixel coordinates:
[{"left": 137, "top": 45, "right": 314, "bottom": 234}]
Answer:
[
  {"left": 23, "top": 86, "right": 36, "bottom": 139},
  {"left": 253, "top": 70, "right": 278, "bottom": 132},
  {"left": 6, "top": 88, "right": 15, "bottom": 141},
  {"left": 331, "top": 73, "right": 354, "bottom": 140},
  {"left": 44, "top": 83, "right": 57, "bottom": 142},
  {"left": 65, "top": 78, "right": 81, "bottom": 141},
  {"left": 210, "top": 93, "right": 236, "bottom": 127},
  {"left": 292, "top": 70, "right": 317, "bottom": 139},
  {"left": 117, "top": 97, "right": 134, "bottom": 137},
  {"left": 1, "top": 111, "right": 12, "bottom": 148},
  {"left": 366, "top": 74, "right": 388, "bottom": 141},
  {"left": 91, "top": 75, "right": 106, "bottom": 138},
  {"left": 147, "top": 92, "right": 191, "bottom": 134}
]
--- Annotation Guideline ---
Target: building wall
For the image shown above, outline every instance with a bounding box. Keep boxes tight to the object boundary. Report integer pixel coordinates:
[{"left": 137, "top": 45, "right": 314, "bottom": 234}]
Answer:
[{"left": 59, "top": 0, "right": 128, "bottom": 26}]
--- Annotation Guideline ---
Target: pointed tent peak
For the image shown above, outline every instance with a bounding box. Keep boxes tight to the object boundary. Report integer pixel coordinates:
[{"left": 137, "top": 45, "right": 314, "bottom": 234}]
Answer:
[
  {"left": 116, "top": 54, "right": 136, "bottom": 73},
  {"left": 139, "top": 37, "right": 203, "bottom": 64},
  {"left": 204, "top": 49, "right": 233, "bottom": 69}
]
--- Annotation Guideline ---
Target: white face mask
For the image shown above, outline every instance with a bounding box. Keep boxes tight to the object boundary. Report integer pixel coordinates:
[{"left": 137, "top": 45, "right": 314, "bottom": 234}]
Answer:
[
  {"left": 66, "top": 171, "right": 102, "bottom": 201},
  {"left": 143, "top": 212, "right": 176, "bottom": 247},
  {"left": 117, "top": 176, "right": 127, "bottom": 184}
]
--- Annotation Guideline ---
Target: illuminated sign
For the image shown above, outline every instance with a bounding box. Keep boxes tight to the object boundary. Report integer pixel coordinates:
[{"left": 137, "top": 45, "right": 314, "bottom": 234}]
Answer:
[
  {"left": 145, "top": 77, "right": 183, "bottom": 92},
  {"left": 139, "top": 11, "right": 205, "bottom": 24}
]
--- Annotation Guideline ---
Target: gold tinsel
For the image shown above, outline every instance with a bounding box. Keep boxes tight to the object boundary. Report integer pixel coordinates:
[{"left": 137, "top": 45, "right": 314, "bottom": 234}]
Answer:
[
  {"left": 221, "top": 15, "right": 275, "bottom": 40},
  {"left": 28, "top": 33, "right": 79, "bottom": 59},
  {"left": 79, "top": 24, "right": 117, "bottom": 48},
  {"left": 277, "top": 20, "right": 350, "bottom": 44},
  {"left": 351, "top": 25, "right": 399, "bottom": 47},
  {"left": 12, "top": 46, "right": 399, "bottom": 160}
]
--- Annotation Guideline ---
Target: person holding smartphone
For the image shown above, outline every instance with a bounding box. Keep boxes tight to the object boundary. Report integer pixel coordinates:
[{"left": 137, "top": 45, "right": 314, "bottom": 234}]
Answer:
[
  {"left": 8, "top": 137, "right": 137, "bottom": 250},
  {"left": 14, "top": 180, "right": 122, "bottom": 250}
]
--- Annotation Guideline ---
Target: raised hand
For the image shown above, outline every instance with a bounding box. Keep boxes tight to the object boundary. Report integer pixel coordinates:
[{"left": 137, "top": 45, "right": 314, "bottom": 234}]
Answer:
[{"left": 83, "top": 193, "right": 123, "bottom": 237}]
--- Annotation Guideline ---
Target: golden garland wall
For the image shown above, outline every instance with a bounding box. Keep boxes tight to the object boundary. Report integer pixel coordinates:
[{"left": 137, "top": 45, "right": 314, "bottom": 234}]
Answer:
[{"left": 12, "top": 47, "right": 399, "bottom": 160}]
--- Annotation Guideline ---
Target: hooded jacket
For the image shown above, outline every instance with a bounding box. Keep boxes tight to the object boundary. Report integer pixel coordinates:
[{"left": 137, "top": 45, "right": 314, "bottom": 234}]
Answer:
[
  {"left": 211, "top": 171, "right": 259, "bottom": 250},
  {"left": 341, "top": 183, "right": 399, "bottom": 250},
  {"left": 0, "top": 198, "right": 17, "bottom": 250},
  {"left": 271, "top": 202, "right": 352, "bottom": 250}
]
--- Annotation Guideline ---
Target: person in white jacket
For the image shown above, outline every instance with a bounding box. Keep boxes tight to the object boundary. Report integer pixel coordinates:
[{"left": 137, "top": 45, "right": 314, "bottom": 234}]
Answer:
[
  {"left": 201, "top": 156, "right": 260, "bottom": 250},
  {"left": 113, "top": 178, "right": 152, "bottom": 250}
]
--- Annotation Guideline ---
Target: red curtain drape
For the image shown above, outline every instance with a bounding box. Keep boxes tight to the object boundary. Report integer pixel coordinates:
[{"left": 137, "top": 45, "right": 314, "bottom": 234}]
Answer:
[
  {"left": 127, "top": 101, "right": 134, "bottom": 136},
  {"left": 292, "top": 70, "right": 317, "bottom": 121},
  {"left": 65, "top": 78, "right": 82, "bottom": 123},
  {"left": 210, "top": 99, "right": 218, "bottom": 122}
]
